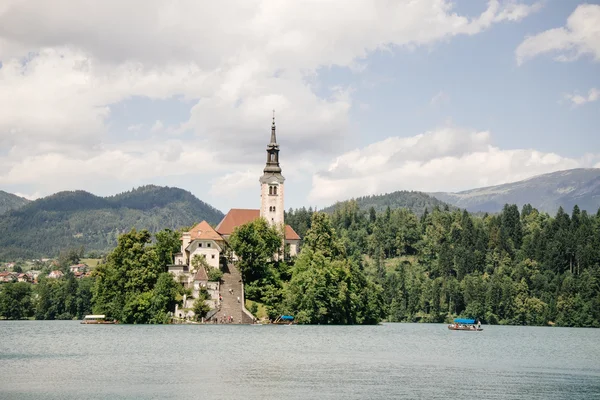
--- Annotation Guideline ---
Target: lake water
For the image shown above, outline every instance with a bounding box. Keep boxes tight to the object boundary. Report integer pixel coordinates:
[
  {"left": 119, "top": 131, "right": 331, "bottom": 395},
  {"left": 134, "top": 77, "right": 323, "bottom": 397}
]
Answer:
[{"left": 0, "top": 322, "right": 599, "bottom": 399}]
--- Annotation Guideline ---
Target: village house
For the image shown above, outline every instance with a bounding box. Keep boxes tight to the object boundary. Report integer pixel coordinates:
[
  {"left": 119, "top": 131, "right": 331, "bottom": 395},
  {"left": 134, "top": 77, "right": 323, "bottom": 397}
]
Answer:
[
  {"left": 0, "top": 271, "right": 16, "bottom": 283},
  {"left": 168, "top": 116, "right": 301, "bottom": 320},
  {"left": 69, "top": 263, "right": 87, "bottom": 273},
  {"left": 48, "top": 270, "right": 64, "bottom": 279}
]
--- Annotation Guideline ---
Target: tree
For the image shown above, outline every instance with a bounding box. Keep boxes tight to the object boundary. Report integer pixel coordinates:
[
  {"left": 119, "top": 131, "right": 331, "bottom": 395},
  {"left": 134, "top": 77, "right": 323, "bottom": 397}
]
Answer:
[
  {"left": 192, "top": 287, "right": 211, "bottom": 320},
  {"left": 285, "top": 213, "right": 383, "bottom": 324},
  {"left": 228, "top": 218, "right": 282, "bottom": 283},
  {"left": 155, "top": 229, "right": 182, "bottom": 269},
  {"left": 0, "top": 282, "right": 33, "bottom": 320},
  {"left": 92, "top": 229, "right": 182, "bottom": 323}
]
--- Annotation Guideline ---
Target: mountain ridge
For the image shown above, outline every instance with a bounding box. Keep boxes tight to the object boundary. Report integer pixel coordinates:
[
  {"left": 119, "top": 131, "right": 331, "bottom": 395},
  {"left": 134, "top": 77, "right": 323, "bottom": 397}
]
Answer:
[
  {"left": 0, "top": 190, "right": 30, "bottom": 215},
  {"left": 430, "top": 168, "right": 600, "bottom": 214},
  {"left": 0, "top": 185, "right": 224, "bottom": 260},
  {"left": 322, "top": 190, "right": 453, "bottom": 215}
]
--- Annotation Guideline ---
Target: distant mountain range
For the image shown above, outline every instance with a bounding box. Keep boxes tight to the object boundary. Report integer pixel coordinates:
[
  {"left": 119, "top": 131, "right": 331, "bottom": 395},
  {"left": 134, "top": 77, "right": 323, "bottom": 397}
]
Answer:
[
  {"left": 2, "top": 167, "right": 599, "bottom": 260},
  {"left": 431, "top": 168, "right": 600, "bottom": 214},
  {"left": 0, "top": 185, "right": 224, "bottom": 260},
  {"left": 0, "top": 190, "right": 30, "bottom": 215},
  {"left": 322, "top": 190, "right": 452, "bottom": 215}
]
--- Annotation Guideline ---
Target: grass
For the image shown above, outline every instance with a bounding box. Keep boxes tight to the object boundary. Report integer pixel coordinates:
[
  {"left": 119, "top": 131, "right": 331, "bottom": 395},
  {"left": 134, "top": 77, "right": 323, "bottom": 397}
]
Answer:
[
  {"left": 81, "top": 258, "right": 102, "bottom": 268},
  {"left": 245, "top": 299, "right": 268, "bottom": 320}
]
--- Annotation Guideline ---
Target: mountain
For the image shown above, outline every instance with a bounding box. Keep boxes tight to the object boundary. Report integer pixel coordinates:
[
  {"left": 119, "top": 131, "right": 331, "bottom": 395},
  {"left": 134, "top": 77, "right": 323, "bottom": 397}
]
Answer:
[
  {"left": 322, "top": 190, "right": 453, "bottom": 215},
  {"left": 0, "top": 190, "right": 30, "bottom": 215},
  {"left": 0, "top": 185, "right": 224, "bottom": 260},
  {"left": 431, "top": 168, "right": 600, "bottom": 214}
]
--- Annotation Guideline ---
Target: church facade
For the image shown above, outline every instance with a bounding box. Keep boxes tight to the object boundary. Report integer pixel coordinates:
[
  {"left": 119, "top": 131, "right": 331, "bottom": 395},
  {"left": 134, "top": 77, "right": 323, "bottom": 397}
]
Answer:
[{"left": 170, "top": 116, "right": 301, "bottom": 289}]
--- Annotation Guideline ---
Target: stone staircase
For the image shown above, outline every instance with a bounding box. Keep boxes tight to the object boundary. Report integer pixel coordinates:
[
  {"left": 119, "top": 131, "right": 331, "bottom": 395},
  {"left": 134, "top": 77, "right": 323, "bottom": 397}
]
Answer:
[{"left": 218, "top": 263, "right": 254, "bottom": 324}]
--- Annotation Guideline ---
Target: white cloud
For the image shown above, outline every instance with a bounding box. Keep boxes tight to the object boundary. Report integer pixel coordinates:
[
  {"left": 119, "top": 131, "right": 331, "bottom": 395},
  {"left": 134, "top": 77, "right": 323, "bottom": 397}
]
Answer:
[
  {"left": 0, "top": 0, "right": 542, "bottom": 199},
  {"left": 308, "top": 127, "right": 597, "bottom": 204},
  {"left": 150, "top": 120, "right": 164, "bottom": 133},
  {"left": 209, "top": 170, "right": 258, "bottom": 197},
  {"left": 127, "top": 124, "right": 143, "bottom": 132},
  {"left": 13, "top": 192, "right": 42, "bottom": 201},
  {"left": 430, "top": 90, "right": 449, "bottom": 106},
  {"left": 516, "top": 4, "right": 600, "bottom": 65},
  {"left": 0, "top": 139, "right": 219, "bottom": 192},
  {"left": 565, "top": 88, "right": 600, "bottom": 106}
]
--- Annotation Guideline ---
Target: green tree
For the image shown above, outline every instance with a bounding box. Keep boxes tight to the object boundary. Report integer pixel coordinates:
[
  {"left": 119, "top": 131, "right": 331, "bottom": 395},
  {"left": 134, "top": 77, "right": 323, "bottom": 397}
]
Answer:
[
  {"left": 92, "top": 229, "right": 182, "bottom": 323},
  {"left": 229, "top": 218, "right": 282, "bottom": 283},
  {"left": 285, "top": 213, "right": 383, "bottom": 324},
  {"left": 0, "top": 282, "right": 33, "bottom": 319}
]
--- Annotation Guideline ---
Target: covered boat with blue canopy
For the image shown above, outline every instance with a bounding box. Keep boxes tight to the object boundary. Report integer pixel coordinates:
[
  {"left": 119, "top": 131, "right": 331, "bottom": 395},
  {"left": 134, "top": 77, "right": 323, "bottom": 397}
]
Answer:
[
  {"left": 273, "top": 315, "right": 295, "bottom": 325},
  {"left": 448, "top": 318, "right": 482, "bottom": 331}
]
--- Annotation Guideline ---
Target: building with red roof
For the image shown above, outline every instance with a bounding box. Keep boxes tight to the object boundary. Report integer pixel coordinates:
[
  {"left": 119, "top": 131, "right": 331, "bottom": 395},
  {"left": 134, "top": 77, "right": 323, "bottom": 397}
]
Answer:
[{"left": 169, "top": 117, "right": 301, "bottom": 292}]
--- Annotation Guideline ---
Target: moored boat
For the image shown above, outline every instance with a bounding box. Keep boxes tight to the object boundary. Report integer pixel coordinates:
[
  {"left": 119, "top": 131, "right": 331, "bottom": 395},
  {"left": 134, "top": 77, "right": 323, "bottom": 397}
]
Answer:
[
  {"left": 81, "top": 314, "right": 117, "bottom": 324},
  {"left": 448, "top": 318, "right": 482, "bottom": 331}
]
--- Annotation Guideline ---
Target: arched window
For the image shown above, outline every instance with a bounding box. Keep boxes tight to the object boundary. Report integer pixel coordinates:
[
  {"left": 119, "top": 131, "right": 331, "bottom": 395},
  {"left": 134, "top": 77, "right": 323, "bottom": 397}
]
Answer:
[
  {"left": 269, "top": 186, "right": 273, "bottom": 195},
  {"left": 272, "top": 206, "right": 276, "bottom": 212},
  {"left": 273, "top": 186, "right": 278, "bottom": 195},
  {"left": 270, "top": 153, "right": 275, "bottom": 162}
]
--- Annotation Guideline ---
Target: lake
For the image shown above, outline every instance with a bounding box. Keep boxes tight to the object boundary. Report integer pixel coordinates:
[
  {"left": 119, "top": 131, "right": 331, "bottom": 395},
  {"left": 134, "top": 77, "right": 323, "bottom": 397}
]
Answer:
[{"left": 0, "top": 322, "right": 599, "bottom": 399}]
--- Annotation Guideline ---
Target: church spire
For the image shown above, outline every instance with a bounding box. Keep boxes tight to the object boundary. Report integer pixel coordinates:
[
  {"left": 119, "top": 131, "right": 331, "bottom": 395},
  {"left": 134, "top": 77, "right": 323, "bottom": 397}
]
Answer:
[
  {"left": 261, "top": 112, "right": 283, "bottom": 178},
  {"left": 270, "top": 109, "right": 277, "bottom": 145}
]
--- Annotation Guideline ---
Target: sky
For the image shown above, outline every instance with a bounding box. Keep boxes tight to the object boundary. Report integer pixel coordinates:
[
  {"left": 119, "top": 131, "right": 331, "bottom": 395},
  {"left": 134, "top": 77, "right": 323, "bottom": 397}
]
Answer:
[{"left": 0, "top": 0, "right": 599, "bottom": 213}]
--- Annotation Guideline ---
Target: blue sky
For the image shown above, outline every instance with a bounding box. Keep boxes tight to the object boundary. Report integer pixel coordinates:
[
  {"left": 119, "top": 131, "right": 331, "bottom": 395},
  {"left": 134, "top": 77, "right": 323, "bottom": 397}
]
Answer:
[{"left": 0, "top": 1, "right": 599, "bottom": 213}]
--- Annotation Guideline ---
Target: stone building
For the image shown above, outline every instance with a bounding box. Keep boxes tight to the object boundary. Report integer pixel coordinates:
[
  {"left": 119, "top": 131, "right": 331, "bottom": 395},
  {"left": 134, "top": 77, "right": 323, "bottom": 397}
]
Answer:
[{"left": 168, "top": 116, "right": 301, "bottom": 319}]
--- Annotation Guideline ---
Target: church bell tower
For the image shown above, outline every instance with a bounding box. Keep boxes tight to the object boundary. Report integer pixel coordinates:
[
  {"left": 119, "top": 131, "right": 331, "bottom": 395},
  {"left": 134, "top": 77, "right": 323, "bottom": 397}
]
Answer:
[{"left": 260, "top": 112, "right": 285, "bottom": 229}]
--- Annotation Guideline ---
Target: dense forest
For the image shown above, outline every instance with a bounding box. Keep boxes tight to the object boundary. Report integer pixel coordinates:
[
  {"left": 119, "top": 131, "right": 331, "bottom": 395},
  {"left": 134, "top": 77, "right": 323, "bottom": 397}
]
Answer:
[
  {"left": 0, "top": 185, "right": 223, "bottom": 260},
  {"left": 0, "top": 190, "right": 29, "bottom": 215},
  {"left": 320, "top": 190, "right": 453, "bottom": 215},
  {"left": 0, "top": 229, "right": 183, "bottom": 323},
  {"left": 3, "top": 200, "right": 599, "bottom": 327},
  {"left": 230, "top": 215, "right": 383, "bottom": 324},
  {"left": 286, "top": 202, "right": 600, "bottom": 327}
]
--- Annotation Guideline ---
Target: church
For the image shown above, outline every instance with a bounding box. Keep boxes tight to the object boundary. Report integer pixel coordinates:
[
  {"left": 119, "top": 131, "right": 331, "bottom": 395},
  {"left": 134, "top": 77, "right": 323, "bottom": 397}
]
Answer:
[{"left": 169, "top": 116, "right": 301, "bottom": 293}]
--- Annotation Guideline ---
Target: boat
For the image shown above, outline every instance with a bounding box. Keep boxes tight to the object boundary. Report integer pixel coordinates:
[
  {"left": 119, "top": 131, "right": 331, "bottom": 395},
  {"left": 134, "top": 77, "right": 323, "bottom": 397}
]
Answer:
[
  {"left": 81, "top": 314, "right": 118, "bottom": 324},
  {"left": 448, "top": 318, "right": 482, "bottom": 331},
  {"left": 273, "top": 315, "right": 295, "bottom": 325}
]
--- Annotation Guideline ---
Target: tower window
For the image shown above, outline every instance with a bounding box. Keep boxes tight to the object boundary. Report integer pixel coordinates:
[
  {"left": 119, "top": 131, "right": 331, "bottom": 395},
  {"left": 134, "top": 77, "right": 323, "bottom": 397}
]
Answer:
[
  {"left": 273, "top": 186, "right": 278, "bottom": 195},
  {"left": 269, "top": 186, "right": 273, "bottom": 195},
  {"left": 272, "top": 206, "right": 276, "bottom": 212},
  {"left": 270, "top": 153, "right": 275, "bottom": 162}
]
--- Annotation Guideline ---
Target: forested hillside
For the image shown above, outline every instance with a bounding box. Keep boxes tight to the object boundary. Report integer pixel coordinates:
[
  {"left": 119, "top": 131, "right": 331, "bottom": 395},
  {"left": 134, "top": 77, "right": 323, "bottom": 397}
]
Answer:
[
  {"left": 286, "top": 203, "right": 600, "bottom": 327},
  {"left": 0, "top": 190, "right": 29, "bottom": 215},
  {"left": 321, "top": 191, "right": 452, "bottom": 216},
  {"left": 0, "top": 185, "right": 223, "bottom": 260}
]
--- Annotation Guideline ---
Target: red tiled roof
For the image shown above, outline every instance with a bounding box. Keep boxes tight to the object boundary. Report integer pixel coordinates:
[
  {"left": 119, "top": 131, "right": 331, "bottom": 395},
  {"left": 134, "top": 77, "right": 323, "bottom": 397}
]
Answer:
[
  {"left": 215, "top": 209, "right": 260, "bottom": 235},
  {"left": 194, "top": 268, "right": 208, "bottom": 281},
  {"left": 285, "top": 225, "right": 301, "bottom": 240},
  {"left": 188, "top": 221, "right": 223, "bottom": 241},
  {"left": 215, "top": 208, "right": 302, "bottom": 240}
]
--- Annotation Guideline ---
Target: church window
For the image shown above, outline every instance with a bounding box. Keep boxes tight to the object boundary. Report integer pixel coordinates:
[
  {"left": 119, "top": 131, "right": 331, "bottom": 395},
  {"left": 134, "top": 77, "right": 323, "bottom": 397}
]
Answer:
[
  {"left": 269, "top": 186, "right": 273, "bottom": 195},
  {"left": 273, "top": 206, "right": 276, "bottom": 212},
  {"left": 270, "top": 153, "right": 275, "bottom": 162},
  {"left": 273, "top": 186, "right": 278, "bottom": 195},
  {"left": 207, "top": 243, "right": 211, "bottom": 248},
  {"left": 198, "top": 243, "right": 202, "bottom": 247}
]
